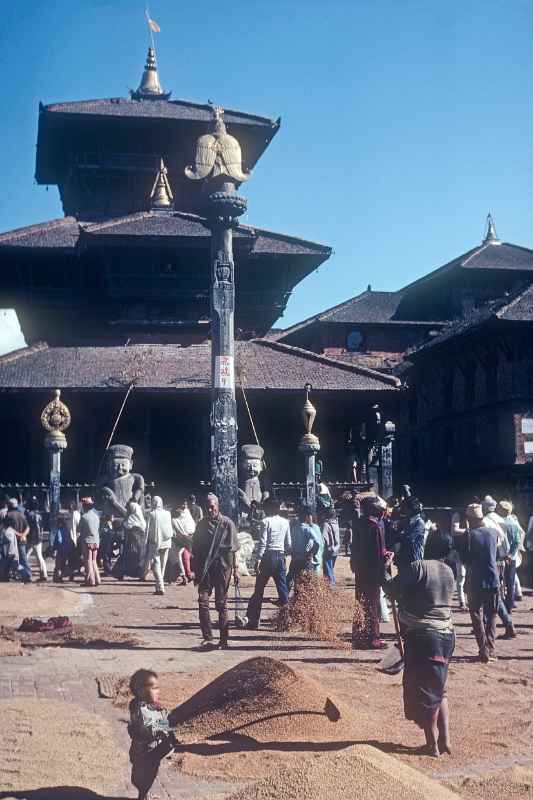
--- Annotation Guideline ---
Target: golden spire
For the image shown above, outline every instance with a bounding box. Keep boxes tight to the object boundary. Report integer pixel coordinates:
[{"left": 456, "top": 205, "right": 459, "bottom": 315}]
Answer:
[
  {"left": 150, "top": 158, "right": 174, "bottom": 210},
  {"left": 483, "top": 212, "right": 501, "bottom": 245},
  {"left": 131, "top": 46, "right": 171, "bottom": 101}
]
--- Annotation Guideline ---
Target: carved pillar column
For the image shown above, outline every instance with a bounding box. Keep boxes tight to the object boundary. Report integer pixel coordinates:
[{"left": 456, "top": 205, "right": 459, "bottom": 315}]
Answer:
[
  {"left": 206, "top": 188, "right": 247, "bottom": 521},
  {"left": 185, "top": 105, "right": 250, "bottom": 522},
  {"left": 41, "top": 390, "right": 71, "bottom": 543}
]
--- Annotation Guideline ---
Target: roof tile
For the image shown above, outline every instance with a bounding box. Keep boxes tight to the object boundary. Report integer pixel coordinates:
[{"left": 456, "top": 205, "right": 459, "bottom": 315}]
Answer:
[{"left": 0, "top": 340, "right": 399, "bottom": 392}]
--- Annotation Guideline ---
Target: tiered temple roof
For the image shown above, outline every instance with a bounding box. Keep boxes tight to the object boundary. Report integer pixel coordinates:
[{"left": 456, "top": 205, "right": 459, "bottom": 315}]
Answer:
[{"left": 0, "top": 339, "right": 399, "bottom": 393}]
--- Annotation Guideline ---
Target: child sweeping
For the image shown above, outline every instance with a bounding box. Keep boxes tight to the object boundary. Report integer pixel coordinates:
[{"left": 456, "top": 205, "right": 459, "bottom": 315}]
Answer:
[{"left": 128, "top": 669, "right": 178, "bottom": 800}]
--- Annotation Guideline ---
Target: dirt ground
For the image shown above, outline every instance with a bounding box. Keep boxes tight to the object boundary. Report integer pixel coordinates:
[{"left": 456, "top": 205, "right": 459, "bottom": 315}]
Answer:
[
  {"left": 3, "top": 557, "right": 533, "bottom": 799},
  {"left": 0, "top": 583, "right": 90, "bottom": 624}
]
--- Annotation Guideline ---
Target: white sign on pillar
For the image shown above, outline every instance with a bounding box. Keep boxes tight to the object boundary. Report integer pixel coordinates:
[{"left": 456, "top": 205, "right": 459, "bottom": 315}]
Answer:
[{"left": 215, "top": 355, "right": 234, "bottom": 389}]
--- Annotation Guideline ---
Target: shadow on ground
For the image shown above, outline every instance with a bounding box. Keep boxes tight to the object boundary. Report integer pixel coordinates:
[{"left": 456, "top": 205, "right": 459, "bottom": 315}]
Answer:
[
  {"left": 0, "top": 790, "right": 129, "bottom": 800},
  {"left": 175, "top": 733, "right": 423, "bottom": 758}
]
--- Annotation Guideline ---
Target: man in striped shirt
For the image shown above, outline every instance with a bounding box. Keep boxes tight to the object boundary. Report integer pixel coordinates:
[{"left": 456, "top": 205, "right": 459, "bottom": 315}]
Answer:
[{"left": 244, "top": 498, "right": 291, "bottom": 630}]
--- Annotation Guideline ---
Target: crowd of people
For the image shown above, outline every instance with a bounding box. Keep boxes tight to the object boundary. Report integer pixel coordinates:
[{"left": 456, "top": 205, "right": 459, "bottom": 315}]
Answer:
[
  {"left": 2, "top": 480, "right": 532, "bottom": 766},
  {"left": 0, "top": 492, "right": 204, "bottom": 593},
  {"left": 347, "top": 485, "right": 533, "bottom": 757}
]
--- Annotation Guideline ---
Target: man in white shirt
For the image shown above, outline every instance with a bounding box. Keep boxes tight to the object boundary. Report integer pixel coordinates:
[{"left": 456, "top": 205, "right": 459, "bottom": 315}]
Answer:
[
  {"left": 482, "top": 495, "right": 515, "bottom": 638},
  {"left": 244, "top": 498, "right": 291, "bottom": 630}
]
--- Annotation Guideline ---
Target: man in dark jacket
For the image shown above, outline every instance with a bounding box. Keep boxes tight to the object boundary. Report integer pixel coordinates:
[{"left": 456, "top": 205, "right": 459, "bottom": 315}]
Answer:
[
  {"left": 192, "top": 493, "right": 239, "bottom": 650},
  {"left": 460, "top": 503, "right": 500, "bottom": 663},
  {"left": 351, "top": 496, "right": 387, "bottom": 649},
  {"left": 6, "top": 498, "right": 31, "bottom": 582},
  {"left": 395, "top": 497, "right": 426, "bottom": 572}
]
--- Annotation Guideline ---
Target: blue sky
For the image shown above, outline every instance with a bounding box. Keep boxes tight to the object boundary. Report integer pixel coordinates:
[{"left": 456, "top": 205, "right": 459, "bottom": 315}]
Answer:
[{"left": 1, "top": 0, "right": 533, "bottom": 328}]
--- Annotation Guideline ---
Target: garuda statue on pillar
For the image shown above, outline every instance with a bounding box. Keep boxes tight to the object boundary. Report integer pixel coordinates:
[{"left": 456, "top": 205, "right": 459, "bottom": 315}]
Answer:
[{"left": 185, "top": 105, "right": 251, "bottom": 184}]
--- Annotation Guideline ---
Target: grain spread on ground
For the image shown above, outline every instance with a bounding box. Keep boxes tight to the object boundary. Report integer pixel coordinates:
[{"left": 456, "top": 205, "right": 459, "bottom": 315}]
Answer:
[
  {"left": 0, "top": 697, "right": 128, "bottom": 795},
  {"left": 447, "top": 765, "right": 533, "bottom": 799},
  {"left": 225, "top": 744, "right": 461, "bottom": 800},
  {"left": 0, "top": 623, "right": 143, "bottom": 649}
]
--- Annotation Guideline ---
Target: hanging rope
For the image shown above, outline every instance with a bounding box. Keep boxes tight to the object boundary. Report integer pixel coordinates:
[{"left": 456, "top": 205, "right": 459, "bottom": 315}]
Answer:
[
  {"left": 105, "top": 381, "right": 135, "bottom": 451},
  {"left": 96, "top": 339, "right": 136, "bottom": 479},
  {"left": 236, "top": 355, "right": 261, "bottom": 448},
  {"left": 241, "top": 382, "right": 261, "bottom": 448}
]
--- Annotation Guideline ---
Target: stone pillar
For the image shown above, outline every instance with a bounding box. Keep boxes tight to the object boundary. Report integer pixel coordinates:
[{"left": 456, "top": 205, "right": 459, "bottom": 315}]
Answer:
[
  {"left": 40, "top": 390, "right": 71, "bottom": 542},
  {"left": 299, "top": 385, "right": 320, "bottom": 513},
  {"left": 184, "top": 105, "right": 251, "bottom": 521},
  {"left": 207, "top": 187, "right": 247, "bottom": 522}
]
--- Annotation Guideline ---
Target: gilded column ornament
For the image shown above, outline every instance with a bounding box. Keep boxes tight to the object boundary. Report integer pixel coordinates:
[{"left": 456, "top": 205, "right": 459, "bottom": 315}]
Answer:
[
  {"left": 41, "top": 389, "right": 71, "bottom": 544},
  {"left": 298, "top": 383, "right": 320, "bottom": 513}
]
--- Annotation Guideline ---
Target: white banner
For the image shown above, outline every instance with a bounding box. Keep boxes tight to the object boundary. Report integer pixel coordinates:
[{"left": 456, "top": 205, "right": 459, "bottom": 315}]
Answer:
[{"left": 215, "top": 355, "right": 234, "bottom": 389}]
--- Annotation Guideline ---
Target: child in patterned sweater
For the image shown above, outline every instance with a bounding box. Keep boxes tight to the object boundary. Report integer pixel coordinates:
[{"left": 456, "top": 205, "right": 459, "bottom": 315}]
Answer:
[{"left": 128, "top": 669, "right": 178, "bottom": 800}]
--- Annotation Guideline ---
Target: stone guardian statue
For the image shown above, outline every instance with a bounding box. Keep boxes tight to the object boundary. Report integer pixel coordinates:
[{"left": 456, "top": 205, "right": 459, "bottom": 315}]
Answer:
[
  {"left": 238, "top": 444, "right": 269, "bottom": 509},
  {"left": 97, "top": 444, "right": 145, "bottom": 519}
]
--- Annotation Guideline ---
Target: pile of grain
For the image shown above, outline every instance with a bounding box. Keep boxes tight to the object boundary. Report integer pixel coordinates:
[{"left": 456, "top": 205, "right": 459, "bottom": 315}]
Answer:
[
  {"left": 0, "top": 623, "right": 143, "bottom": 649},
  {"left": 169, "top": 656, "right": 354, "bottom": 742},
  {"left": 226, "top": 744, "right": 461, "bottom": 800},
  {"left": 279, "top": 571, "right": 363, "bottom": 645},
  {"left": 447, "top": 765, "right": 533, "bottom": 799},
  {"left": 0, "top": 697, "right": 128, "bottom": 795}
]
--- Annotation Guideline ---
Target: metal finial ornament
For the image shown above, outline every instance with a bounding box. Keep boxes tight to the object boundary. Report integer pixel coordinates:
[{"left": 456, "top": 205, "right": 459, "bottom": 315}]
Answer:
[
  {"left": 483, "top": 213, "right": 501, "bottom": 246},
  {"left": 185, "top": 105, "right": 251, "bottom": 183},
  {"left": 41, "top": 388, "right": 70, "bottom": 454},
  {"left": 41, "top": 389, "right": 71, "bottom": 434},
  {"left": 300, "top": 383, "right": 319, "bottom": 447},
  {"left": 150, "top": 158, "right": 174, "bottom": 210},
  {"left": 131, "top": 46, "right": 171, "bottom": 101}
]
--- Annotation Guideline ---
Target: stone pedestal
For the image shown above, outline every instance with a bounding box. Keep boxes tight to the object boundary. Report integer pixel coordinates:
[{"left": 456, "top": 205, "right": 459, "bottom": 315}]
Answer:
[
  {"left": 298, "top": 438, "right": 321, "bottom": 513},
  {"left": 44, "top": 431, "right": 67, "bottom": 543}
]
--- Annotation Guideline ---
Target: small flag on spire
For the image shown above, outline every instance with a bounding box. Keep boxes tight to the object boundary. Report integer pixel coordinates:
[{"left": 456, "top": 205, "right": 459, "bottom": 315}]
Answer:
[{"left": 145, "top": 9, "right": 161, "bottom": 32}]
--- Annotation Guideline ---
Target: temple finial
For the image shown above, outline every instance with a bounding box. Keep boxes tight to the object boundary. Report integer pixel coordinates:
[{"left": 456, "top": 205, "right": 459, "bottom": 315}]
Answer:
[
  {"left": 150, "top": 158, "right": 174, "bottom": 211},
  {"left": 483, "top": 212, "right": 501, "bottom": 245},
  {"left": 131, "top": 46, "right": 171, "bottom": 101}
]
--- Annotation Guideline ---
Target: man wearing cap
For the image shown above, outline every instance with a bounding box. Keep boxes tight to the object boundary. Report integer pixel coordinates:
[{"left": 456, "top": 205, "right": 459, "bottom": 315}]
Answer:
[
  {"left": 461, "top": 503, "right": 500, "bottom": 662},
  {"left": 497, "top": 501, "right": 522, "bottom": 614},
  {"left": 395, "top": 496, "right": 426, "bottom": 574},
  {"left": 78, "top": 497, "right": 101, "bottom": 587},
  {"left": 192, "top": 493, "right": 240, "bottom": 649},
  {"left": 244, "top": 497, "right": 292, "bottom": 630},
  {"left": 482, "top": 495, "right": 515, "bottom": 638},
  {"left": 351, "top": 496, "right": 388, "bottom": 650}
]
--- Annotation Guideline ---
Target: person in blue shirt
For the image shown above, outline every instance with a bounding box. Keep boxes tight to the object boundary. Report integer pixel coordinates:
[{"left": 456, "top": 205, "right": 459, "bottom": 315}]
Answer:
[
  {"left": 394, "top": 497, "right": 426, "bottom": 572},
  {"left": 287, "top": 504, "right": 323, "bottom": 592}
]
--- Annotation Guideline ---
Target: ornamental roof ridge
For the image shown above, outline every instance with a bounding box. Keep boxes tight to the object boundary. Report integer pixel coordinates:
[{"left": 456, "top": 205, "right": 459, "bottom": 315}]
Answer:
[{"left": 251, "top": 338, "right": 401, "bottom": 387}]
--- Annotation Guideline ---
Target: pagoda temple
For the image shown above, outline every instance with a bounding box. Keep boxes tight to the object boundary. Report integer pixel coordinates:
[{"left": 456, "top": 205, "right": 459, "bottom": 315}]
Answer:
[
  {"left": 275, "top": 216, "right": 533, "bottom": 510},
  {"left": 0, "top": 48, "right": 399, "bottom": 496}
]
